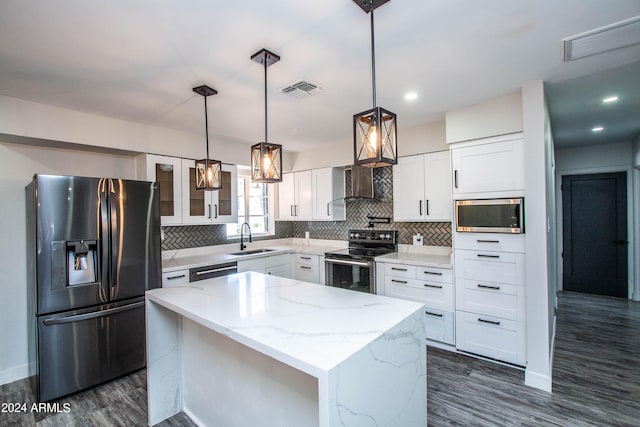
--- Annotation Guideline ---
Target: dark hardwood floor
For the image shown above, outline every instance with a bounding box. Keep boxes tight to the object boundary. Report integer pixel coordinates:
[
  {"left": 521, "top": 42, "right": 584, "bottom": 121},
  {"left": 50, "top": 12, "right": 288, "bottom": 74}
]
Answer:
[{"left": 1, "top": 291, "right": 638, "bottom": 426}]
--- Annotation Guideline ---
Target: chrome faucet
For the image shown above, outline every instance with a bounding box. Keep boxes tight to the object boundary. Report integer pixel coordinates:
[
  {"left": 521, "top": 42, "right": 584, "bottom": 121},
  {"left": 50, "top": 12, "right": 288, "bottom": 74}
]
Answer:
[{"left": 240, "top": 222, "right": 252, "bottom": 251}]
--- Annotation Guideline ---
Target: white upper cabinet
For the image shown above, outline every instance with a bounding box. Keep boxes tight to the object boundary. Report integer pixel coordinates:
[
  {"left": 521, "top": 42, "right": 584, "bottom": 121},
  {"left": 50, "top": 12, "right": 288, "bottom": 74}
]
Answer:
[
  {"left": 312, "top": 167, "right": 345, "bottom": 221},
  {"left": 393, "top": 151, "right": 452, "bottom": 222},
  {"left": 180, "top": 159, "right": 238, "bottom": 224},
  {"left": 278, "top": 170, "right": 312, "bottom": 220},
  {"left": 279, "top": 168, "right": 344, "bottom": 221},
  {"left": 450, "top": 133, "right": 524, "bottom": 198},
  {"left": 141, "top": 154, "right": 183, "bottom": 225}
]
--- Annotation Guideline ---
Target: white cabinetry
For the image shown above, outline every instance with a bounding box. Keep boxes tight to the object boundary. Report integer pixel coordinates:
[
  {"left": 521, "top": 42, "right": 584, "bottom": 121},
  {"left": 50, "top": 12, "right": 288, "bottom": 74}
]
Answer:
[
  {"left": 278, "top": 171, "right": 312, "bottom": 220},
  {"left": 450, "top": 133, "right": 524, "bottom": 198},
  {"left": 312, "top": 168, "right": 345, "bottom": 221},
  {"left": 162, "top": 270, "right": 189, "bottom": 287},
  {"left": 293, "top": 253, "right": 322, "bottom": 284},
  {"left": 454, "top": 233, "right": 526, "bottom": 365},
  {"left": 379, "top": 262, "right": 454, "bottom": 345},
  {"left": 140, "top": 154, "right": 183, "bottom": 225},
  {"left": 237, "top": 253, "right": 292, "bottom": 279},
  {"left": 180, "top": 159, "right": 237, "bottom": 224},
  {"left": 393, "top": 151, "right": 451, "bottom": 222}
]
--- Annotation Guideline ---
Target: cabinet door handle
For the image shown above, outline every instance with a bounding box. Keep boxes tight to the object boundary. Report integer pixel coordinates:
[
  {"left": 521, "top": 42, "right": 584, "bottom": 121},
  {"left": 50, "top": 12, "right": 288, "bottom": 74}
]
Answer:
[
  {"left": 454, "top": 170, "right": 459, "bottom": 189},
  {"left": 426, "top": 199, "right": 430, "bottom": 216},
  {"left": 166, "top": 274, "right": 186, "bottom": 280},
  {"left": 291, "top": 205, "right": 295, "bottom": 217},
  {"left": 423, "top": 284, "right": 443, "bottom": 289},
  {"left": 423, "top": 271, "right": 443, "bottom": 276},
  {"left": 207, "top": 204, "right": 212, "bottom": 219},
  {"left": 295, "top": 205, "right": 299, "bottom": 217},
  {"left": 419, "top": 200, "right": 423, "bottom": 216},
  {"left": 478, "top": 318, "right": 501, "bottom": 326},
  {"left": 425, "top": 311, "right": 443, "bottom": 318},
  {"left": 327, "top": 203, "right": 330, "bottom": 217},
  {"left": 477, "top": 239, "right": 500, "bottom": 244},
  {"left": 300, "top": 266, "right": 312, "bottom": 270},
  {"left": 391, "top": 279, "right": 407, "bottom": 284},
  {"left": 391, "top": 267, "right": 407, "bottom": 271},
  {"left": 477, "top": 254, "right": 500, "bottom": 259},
  {"left": 300, "top": 256, "right": 312, "bottom": 260},
  {"left": 214, "top": 204, "right": 218, "bottom": 219},
  {"left": 478, "top": 284, "right": 501, "bottom": 290}
]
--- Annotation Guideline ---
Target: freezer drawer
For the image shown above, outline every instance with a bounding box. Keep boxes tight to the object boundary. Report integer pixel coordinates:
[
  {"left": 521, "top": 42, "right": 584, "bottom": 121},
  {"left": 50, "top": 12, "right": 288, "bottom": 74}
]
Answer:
[{"left": 37, "top": 298, "right": 146, "bottom": 402}]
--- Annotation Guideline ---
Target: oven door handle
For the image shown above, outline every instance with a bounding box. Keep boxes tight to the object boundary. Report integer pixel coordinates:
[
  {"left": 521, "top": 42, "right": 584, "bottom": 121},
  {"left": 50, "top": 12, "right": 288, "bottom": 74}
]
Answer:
[{"left": 325, "top": 258, "right": 372, "bottom": 267}]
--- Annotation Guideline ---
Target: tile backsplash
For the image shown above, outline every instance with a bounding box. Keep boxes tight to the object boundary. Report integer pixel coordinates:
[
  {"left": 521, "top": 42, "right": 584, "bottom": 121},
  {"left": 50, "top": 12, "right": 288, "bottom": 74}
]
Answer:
[{"left": 162, "top": 166, "right": 451, "bottom": 251}]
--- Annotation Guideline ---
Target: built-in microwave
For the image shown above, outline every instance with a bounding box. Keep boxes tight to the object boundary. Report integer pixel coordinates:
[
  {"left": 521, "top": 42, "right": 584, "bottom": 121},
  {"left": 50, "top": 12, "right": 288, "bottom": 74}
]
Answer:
[{"left": 455, "top": 198, "right": 524, "bottom": 234}]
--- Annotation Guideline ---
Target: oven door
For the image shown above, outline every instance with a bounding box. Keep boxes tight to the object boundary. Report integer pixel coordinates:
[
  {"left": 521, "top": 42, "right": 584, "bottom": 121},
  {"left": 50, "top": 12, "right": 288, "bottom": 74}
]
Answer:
[{"left": 324, "top": 258, "right": 375, "bottom": 294}]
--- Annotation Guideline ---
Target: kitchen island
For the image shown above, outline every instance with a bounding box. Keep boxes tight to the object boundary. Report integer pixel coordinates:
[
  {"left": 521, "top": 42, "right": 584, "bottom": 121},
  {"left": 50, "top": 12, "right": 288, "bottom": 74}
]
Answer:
[{"left": 146, "top": 271, "right": 426, "bottom": 427}]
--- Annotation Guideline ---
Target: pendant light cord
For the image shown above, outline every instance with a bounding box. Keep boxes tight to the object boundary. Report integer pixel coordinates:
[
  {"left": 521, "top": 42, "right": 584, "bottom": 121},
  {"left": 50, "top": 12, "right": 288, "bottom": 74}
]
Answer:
[
  {"left": 370, "top": 1, "right": 376, "bottom": 108},
  {"left": 264, "top": 58, "right": 268, "bottom": 144},
  {"left": 204, "top": 95, "right": 210, "bottom": 159}
]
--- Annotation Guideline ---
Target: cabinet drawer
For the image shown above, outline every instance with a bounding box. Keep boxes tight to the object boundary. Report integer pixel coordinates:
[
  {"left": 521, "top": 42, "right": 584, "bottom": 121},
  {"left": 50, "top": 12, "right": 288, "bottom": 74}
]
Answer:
[
  {"left": 295, "top": 265, "right": 320, "bottom": 284},
  {"left": 455, "top": 250, "right": 524, "bottom": 286},
  {"left": 455, "top": 311, "right": 525, "bottom": 366},
  {"left": 383, "top": 263, "right": 416, "bottom": 279},
  {"left": 162, "top": 270, "right": 189, "bottom": 287},
  {"left": 417, "top": 267, "right": 452, "bottom": 284},
  {"left": 266, "top": 265, "right": 291, "bottom": 278},
  {"left": 237, "top": 258, "right": 266, "bottom": 273},
  {"left": 454, "top": 233, "right": 525, "bottom": 253},
  {"left": 385, "top": 277, "right": 454, "bottom": 311},
  {"left": 456, "top": 279, "right": 524, "bottom": 321},
  {"left": 294, "top": 253, "right": 318, "bottom": 265},
  {"left": 424, "top": 309, "right": 454, "bottom": 345},
  {"left": 266, "top": 253, "right": 291, "bottom": 268}
]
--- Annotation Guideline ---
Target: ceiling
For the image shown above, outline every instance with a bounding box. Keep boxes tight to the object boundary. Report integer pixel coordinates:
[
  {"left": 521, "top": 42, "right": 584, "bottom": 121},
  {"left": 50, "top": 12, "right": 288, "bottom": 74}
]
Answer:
[{"left": 1, "top": 0, "right": 639, "bottom": 153}]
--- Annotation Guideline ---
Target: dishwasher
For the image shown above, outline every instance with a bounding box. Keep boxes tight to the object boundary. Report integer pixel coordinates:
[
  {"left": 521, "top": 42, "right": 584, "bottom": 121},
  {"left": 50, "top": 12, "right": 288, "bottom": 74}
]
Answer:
[{"left": 189, "top": 262, "right": 238, "bottom": 282}]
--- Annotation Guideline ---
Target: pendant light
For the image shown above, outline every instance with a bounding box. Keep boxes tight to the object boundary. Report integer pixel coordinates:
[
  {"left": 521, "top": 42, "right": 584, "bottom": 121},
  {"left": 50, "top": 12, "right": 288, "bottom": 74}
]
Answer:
[
  {"left": 353, "top": 0, "right": 397, "bottom": 168},
  {"left": 193, "top": 85, "right": 222, "bottom": 191},
  {"left": 250, "top": 48, "right": 283, "bottom": 183}
]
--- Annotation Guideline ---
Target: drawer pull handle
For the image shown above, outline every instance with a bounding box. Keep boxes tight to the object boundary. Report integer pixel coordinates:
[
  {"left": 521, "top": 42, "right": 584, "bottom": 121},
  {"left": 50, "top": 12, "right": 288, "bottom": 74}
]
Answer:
[
  {"left": 423, "top": 284, "right": 443, "bottom": 289},
  {"left": 391, "top": 279, "right": 408, "bottom": 284},
  {"left": 477, "top": 254, "right": 500, "bottom": 259},
  {"left": 167, "top": 274, "right": 186, "bottom": 280},
  {"left": 425, "top": 311, "right": 443, "bottom": 318},
  {"left": 423, "top": 271, "right": 443, "bottom": 276},
  {"left": 477, "top": 239, "right": 500, "bottom": 243},
  {"left": 391, "top": 267, "right": 408, "bottom": 271},
  {"left": 477, "top": 284, "right": 501, "bottom": 290},
  {"left": 300, "top": 266, "right": 312, "bottom": 270},
  {"left": 300, "top": 256, "right": 312, "bottom": 260},
  {"left": 478, "top": 318, "right": 501, "bottom": 326}
]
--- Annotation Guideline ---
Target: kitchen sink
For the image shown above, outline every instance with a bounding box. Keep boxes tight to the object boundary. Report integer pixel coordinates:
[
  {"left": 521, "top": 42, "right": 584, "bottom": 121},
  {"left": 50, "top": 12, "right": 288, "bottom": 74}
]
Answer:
[{"left": 229, "top": 248, "right": 276, "bottom": 256}]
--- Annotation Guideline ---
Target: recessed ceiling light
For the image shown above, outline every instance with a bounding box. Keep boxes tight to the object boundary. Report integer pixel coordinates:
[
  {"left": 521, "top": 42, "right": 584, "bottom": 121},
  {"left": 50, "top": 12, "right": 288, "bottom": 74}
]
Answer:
[
  {"left": 404, "top": 92, "right": 418, "bottom": 101},
  {"left": 602, "top": 95, "right": 619, "bottom": 103},
  {"left": 592, "top": 126, "right": 604, "bottom": 132}
]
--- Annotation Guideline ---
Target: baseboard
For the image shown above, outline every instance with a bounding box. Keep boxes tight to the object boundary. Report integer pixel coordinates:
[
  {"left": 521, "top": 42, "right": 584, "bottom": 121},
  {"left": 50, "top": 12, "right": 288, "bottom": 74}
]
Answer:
[
  {"left": 524, "top": 369, "right": 552, "bottom": 392},
  {"left": 0, "top": 363, "right": 30, "bottom": 386}
]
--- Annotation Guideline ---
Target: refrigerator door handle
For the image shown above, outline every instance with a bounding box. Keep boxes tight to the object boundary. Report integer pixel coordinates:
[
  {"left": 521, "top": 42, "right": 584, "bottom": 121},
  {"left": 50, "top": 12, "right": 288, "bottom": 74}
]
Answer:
[
  {"left": 98, "top": 178, "right": 110, "bottom": 304},
  {"left": 109, "top": 178, "right": 122, "bottom": 299},
  {"left": 42, "top": 301, "right": 144, "bottom": 326}
]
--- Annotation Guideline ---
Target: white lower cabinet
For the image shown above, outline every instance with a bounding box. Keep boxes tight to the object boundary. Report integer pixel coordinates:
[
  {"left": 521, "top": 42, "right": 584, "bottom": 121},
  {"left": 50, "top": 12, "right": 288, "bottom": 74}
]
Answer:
[
  {"left": 293, "top": 253, "right": 321, "bottom": 284},
  {"left": 237, "top": 253, "right": 292, "bottom": 279},
  {"left": 454, "top": 233, "right": 526, "bottom": 366},
  {"left": 162, "top": 269, "right": 189, "bottom": 287},
  {"left": 380, "top": 261, "right": 454, "bottom": 345}
]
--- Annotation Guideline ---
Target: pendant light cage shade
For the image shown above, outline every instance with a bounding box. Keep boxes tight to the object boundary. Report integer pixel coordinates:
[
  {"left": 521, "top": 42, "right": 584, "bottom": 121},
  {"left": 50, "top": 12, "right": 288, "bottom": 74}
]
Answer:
[
  {"left": 195, "top": 158, "right": 223, "bottom": 190},
  {"left": 354, "top": 106, "right": 397, "bottom": 167},
  {"left": 251, "top": 142, "right": 282, "bottom": 183}
]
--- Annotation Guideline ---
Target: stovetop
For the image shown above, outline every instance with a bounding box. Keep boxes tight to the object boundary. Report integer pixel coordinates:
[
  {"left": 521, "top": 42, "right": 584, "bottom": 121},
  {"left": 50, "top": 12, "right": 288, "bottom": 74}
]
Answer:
[{"left": 325, "top": 230, "right": 398, "bottom": 261}]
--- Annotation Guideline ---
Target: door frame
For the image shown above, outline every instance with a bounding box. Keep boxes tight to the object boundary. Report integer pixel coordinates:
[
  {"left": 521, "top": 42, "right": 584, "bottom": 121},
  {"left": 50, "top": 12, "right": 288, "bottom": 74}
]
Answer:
[{"left": 555, "top": 165, "right": 636, "bottom": 300}]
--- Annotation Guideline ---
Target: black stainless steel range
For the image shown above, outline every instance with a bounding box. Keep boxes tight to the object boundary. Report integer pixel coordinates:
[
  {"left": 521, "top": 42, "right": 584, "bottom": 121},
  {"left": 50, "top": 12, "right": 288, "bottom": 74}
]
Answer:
[{"left": 324, "top": 230, "right": 398, "bottom": 293}]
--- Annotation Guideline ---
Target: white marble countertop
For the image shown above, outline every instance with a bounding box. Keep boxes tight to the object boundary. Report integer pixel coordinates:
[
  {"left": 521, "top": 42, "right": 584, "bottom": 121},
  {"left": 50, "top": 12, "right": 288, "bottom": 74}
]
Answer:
[
  {"left": 375, "top": 245, "right": 453, "bottom": 269},
  {"left": 145, "top": 271, "right": 424, "bottom": 378},
  {"left": 162, "top": 238, "right": 346, "bottom": 272}
]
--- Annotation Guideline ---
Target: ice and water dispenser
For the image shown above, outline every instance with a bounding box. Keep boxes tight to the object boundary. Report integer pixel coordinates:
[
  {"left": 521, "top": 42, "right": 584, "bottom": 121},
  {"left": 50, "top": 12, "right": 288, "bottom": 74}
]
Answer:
[{"left": 50, "top": 240, "right": 99, "bottom": 288}]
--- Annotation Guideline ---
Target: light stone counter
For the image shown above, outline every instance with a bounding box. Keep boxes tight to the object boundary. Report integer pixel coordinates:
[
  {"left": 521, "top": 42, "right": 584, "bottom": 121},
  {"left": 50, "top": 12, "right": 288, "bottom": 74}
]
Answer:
[
  {"left": 146, "top": 271, "right": 426, "bottom": 426},
  {"left": 375, "top": 245, "right": 453, "bottom": 269}
]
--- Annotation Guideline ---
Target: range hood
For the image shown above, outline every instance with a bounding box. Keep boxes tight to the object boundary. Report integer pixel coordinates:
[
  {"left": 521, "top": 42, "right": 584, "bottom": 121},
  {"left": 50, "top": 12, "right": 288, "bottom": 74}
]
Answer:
[{"left": 348, "top": 164, "right": 374, "bottom": 199}]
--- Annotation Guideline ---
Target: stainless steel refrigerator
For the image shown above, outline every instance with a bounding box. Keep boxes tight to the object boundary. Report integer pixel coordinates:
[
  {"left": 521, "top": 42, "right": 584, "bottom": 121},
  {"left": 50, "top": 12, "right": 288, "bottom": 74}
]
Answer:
[{"left": 26, "top": 174, "right": 161, "bottom": 402}]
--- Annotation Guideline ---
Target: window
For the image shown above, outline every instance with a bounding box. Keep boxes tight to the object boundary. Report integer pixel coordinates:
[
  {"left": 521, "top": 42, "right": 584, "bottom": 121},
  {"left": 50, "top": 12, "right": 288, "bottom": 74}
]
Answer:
[{"left": 226, "top": 173, "right": 273, "bottom": 238}]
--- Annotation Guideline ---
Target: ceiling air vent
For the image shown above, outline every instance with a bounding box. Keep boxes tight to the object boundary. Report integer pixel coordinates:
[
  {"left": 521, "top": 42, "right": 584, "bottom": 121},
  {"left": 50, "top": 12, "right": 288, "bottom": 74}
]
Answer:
[
  {"left": 281, "top": 81, "right": 320, "bottom": 98},
  {"left": 563, "top": 15, "right": 640, "bottom": 61}
]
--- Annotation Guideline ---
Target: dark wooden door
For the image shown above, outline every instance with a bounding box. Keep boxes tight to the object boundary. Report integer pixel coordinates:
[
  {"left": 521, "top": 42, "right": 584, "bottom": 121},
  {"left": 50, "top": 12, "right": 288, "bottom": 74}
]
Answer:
[{"left": 562, "top": 172, "right": 628, "bottom": 297}]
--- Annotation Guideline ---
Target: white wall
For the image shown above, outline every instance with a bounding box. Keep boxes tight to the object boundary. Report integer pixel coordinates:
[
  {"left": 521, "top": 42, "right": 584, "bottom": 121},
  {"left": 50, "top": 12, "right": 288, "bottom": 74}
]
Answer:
[
  {"left": 445, "top": 91, "right": 523, "bottom": 144},
  {"left": 0, "top": 140, "right": 136, "bottom": 385},
  {"left": 555, "top": 141, "right": 636, "bottom": 300},
  {"left": 522, "top": 81, "right": 553, "bottom": 392},
  {"left": 288, "top": 121, "right": 446, "bottom": 171}
]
